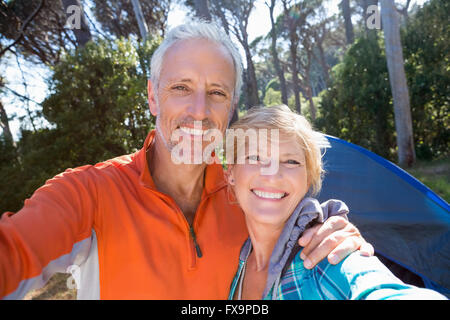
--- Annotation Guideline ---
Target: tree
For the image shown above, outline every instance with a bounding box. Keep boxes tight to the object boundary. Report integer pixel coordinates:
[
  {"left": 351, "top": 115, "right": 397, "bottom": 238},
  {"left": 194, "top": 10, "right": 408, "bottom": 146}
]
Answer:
[
  {"left": 381, "top": 0, "right": 415, "bottom": 167},
  {"left": 130, "top": 0, "right": 149, "bottom": 40},
  {"left": 280, "top": 0, "right": 321, "bottom": 114},
  {"left": 316, "top": 35, "right": 395, "bottom": 160},
  {"left": 341, "top": 0, "right": 355, "bottom": 44},
  {"left": 281, "top": 0, "right": 302, "bottom": 114},
  {"left": 0, "top": 0, "right": 76, "bottom": 65},
  {"left": 396, "top": 0, "right": 411, "bottom": 23},
  {"left": 92, "top": 0, "right": 171, "bottom": 39},
  {"left": 210, "top": 0, "right": 260, "bottom": 109},
  {"left": 402, "top": 0, "right": 449, "bottom": 159},
  {"left": 41, "top": 38, "right": 159, "bottom": 167},
  {"left": 60, "top": 0, "right": 92, "bottom": 47},
  {"left": 266, "top": 0, "right": 288, "bottom": 105},
  {"left": 0, "top": 77, "right": 15, "bottom": 148},
  {"left": 0, "top": 101, "right": 15, "bottom": 149},
  {"left": 193, "top": 0, "right": 212, "bottom": 21},
  {"left": 362, "top": 0, "right": 379, "bottom": 35}
]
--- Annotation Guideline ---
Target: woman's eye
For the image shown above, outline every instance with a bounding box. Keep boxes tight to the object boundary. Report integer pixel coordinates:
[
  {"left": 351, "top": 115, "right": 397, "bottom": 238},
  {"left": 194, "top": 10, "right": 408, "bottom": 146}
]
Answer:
[
  {"left": 283, "top": 159, "right": 302, "bottom": 167},
  {"left": 246, "top": 155, "right": 260, "bottom": 162}
]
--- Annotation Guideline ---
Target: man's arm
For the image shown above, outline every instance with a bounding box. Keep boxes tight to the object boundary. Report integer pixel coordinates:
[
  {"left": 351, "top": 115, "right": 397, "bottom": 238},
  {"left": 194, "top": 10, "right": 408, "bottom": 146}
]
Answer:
[
  {"left": 298, "top": 216, "right": 374, "bottom": 269},
  {"left": 0, "top": 165, "right": 97, "bottom": 299}
]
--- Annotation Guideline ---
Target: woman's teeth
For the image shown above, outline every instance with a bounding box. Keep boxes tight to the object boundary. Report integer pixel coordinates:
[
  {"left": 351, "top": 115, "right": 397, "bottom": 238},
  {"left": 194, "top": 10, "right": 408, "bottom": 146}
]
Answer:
[{"left": 252, "top": 189, "right": 286, "bottom": 199}]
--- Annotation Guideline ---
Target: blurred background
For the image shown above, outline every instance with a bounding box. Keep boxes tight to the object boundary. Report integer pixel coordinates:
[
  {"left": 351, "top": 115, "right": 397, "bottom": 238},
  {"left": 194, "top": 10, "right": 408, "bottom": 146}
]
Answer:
[{"left": 0, "top": 0, "right": 448, "bottom": 299}]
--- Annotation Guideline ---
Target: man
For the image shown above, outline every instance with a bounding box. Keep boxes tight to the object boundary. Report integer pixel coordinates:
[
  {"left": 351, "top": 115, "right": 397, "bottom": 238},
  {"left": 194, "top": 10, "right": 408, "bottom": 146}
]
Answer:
[{"left": 0, "top": 21, "right": 373, "bottom": 299}]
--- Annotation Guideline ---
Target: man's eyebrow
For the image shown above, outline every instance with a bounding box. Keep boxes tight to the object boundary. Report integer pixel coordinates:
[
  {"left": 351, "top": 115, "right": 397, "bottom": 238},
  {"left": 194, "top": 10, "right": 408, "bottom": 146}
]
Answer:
[
  {"left": 210, "top": 82, "right": 231, "bottom": 91},
  {"left": 169, "top": 78, "right": 193, "bottom": 83},
  {"left": 167, "top": 79, "right": 232, "bottom": 92}
]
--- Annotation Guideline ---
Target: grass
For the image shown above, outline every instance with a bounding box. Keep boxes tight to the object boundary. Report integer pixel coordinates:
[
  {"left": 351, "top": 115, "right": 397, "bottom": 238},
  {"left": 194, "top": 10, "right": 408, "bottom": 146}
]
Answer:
[
  {"left": 21, "top": 157, "right": 449, "bottom": 300},
  {"left": 23, "top": 273, "right": 76, "bottom": 300},
  {"left": 404, "top": 157, "right": 450, "bottom": 203}
]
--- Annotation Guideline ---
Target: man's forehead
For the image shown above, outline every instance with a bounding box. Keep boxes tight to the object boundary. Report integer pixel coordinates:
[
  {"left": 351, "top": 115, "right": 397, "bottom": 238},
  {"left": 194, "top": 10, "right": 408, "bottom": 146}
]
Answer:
[{"left": 162, "top": 39, "right": 234, "bottom": 69}]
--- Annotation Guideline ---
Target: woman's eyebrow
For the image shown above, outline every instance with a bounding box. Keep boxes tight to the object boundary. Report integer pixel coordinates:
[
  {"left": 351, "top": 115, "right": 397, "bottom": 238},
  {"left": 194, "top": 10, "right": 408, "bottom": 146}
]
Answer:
[{"left": 279, "top": 152, "right": 305, "bottom": 159}]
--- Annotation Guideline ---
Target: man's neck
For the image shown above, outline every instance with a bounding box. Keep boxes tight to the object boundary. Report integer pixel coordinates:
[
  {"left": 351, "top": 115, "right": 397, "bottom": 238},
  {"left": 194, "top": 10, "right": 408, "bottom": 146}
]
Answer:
[{"left": 147, "top": 134, "right": 207, "bottom": 225}]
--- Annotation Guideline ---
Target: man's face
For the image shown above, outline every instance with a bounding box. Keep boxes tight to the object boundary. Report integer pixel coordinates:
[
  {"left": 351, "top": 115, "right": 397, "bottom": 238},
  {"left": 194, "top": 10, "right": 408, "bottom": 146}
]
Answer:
[{"left": 148, "top": 38, "right": 236, "bottom": 157}]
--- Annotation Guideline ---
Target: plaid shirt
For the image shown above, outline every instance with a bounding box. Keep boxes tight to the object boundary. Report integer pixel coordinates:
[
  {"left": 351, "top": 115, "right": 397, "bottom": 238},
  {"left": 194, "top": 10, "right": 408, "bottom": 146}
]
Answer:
[{"left": 228, "top": 247, "right": 446, "bottom": 300}]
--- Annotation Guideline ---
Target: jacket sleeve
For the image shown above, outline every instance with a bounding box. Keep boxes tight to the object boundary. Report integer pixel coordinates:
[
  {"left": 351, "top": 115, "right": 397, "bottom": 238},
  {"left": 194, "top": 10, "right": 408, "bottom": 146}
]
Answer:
[
  {"left": 316, "top": 251, "right": 447, "bottom": 300},
  {"left": 0, "top": 165, "right": 97, "bottom": 299}
]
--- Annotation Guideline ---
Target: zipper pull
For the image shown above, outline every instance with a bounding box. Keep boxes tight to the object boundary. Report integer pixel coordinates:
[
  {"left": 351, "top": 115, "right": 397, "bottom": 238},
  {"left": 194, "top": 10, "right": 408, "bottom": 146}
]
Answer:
[{"left": 189, "top": 226, "right": 203, "bottom": 258}]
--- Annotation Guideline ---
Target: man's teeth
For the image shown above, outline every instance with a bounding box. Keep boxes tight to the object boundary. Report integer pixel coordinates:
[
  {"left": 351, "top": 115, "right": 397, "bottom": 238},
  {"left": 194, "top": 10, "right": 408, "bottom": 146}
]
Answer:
[
  {"left": 252, "top": 190, "right": 286, "bottom": 199},
  {"left": 179, "top": 126, "right": 207, "bottom": 136}
]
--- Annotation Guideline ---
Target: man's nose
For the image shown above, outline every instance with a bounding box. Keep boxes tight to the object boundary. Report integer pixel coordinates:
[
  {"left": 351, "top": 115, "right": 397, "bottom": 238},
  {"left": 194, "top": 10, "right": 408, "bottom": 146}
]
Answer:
[{"left": 187, "top": 91, "right": 209, "bottom": 121}]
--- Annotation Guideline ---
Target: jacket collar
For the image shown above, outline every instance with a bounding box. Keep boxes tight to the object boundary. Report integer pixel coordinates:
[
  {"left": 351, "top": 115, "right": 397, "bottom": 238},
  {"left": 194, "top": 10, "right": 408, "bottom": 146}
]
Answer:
[{"left": 137, "top": 130, "right": 227, "bottom": 195}]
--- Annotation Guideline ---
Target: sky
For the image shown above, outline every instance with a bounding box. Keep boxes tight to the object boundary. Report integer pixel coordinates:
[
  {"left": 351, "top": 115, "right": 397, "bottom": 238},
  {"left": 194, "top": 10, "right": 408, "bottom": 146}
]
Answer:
[{"left": 2, "top": 0, "right": 427, "bottom": 140}]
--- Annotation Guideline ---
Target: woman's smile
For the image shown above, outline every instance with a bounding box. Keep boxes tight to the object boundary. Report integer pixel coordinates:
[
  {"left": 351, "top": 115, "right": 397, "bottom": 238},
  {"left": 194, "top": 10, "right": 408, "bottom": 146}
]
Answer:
[{"left": 250, "top": 188, "right": 288, "bottom": 201}]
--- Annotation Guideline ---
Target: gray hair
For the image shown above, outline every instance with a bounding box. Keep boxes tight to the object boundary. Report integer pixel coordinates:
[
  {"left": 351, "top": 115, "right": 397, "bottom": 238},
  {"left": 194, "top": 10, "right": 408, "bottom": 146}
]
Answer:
[{"left": 150, "top": 20, "right": 243, "bottom": 105}]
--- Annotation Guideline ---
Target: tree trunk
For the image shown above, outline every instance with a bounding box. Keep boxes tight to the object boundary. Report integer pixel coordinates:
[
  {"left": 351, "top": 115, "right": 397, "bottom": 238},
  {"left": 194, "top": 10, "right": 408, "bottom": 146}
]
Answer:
[
  {"left": 380, "top": 0, "right": 415, "bottom": 167},
  {"left": 194, "top": 0, "right": 212, "bottom": 21},
  {"left": 242, "top": 33, "right": 260, "bottom": 108},
  {"left": 341, "top": 0, "right": 354, "bottom": 44},
  {"left": 268, "top": 0, "right": 288, "bottom": 105},
  {"left": 131, "top": 0, "right": 149, "bottom": 40},
  {"left": 362, "top": 0, "right": 379, "bottom": 35},
  {"left": 60, "top": 0, "right": 92, "bottom": 47},
  {"left": 317, "top": 42, "right": 330, "bottom": 83},
  {"left": 244, "top": 48, "right": 260, "bottom": 108},
  {"left": 304, "top": 67, "right": 316, "bottom": 121},
  {"left": 0, "top": 101, "right": 16, "bottom": 148},
  {"left": 289, "top": 37, "right": 301, "bottom": 114}
]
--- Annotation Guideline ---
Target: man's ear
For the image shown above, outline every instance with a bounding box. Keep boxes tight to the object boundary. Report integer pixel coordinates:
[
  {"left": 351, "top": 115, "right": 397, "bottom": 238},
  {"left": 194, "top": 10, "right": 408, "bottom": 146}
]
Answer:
[
  {"left": 231, "top": 102, "right": 237, "bottom": 118},
  {"left": 147, "top": 80, "right": 158, "bottom": 116}
]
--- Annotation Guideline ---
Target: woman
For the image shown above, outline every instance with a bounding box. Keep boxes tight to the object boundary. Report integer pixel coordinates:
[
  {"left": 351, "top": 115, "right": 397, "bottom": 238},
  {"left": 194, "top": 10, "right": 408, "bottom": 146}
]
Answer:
[{"left": 226, "top": 105, "right": 445, "bottom": 300}]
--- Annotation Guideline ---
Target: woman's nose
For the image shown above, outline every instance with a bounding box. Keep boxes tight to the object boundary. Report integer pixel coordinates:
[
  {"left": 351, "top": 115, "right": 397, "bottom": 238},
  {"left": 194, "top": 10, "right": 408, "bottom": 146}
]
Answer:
[{"left": 259, "top": 158, "right": 282, "bottom": 177}]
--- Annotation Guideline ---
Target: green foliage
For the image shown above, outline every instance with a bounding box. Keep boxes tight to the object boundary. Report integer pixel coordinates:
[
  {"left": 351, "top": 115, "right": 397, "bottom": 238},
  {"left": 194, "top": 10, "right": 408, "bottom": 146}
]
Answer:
[
  {"left": 0, "top": 37, "right": 160, "bottom": 213},
  {"left": 317, "top": 0, "right": 449, "bottom": 163},
  {"left": 0, "top": 135, "right": 24, "bottom": 213},
  {"left": 402, "top": 0, "right": 450, "bottom": 159},
  {"left": 263, "top": 87, "right": 282, "bottom": 106},
  {"left": 41, "top": 37, "right": 158, "bottom": 169},
  {"left": 316, "top": 35, "right": 395, "bottom": 160}
]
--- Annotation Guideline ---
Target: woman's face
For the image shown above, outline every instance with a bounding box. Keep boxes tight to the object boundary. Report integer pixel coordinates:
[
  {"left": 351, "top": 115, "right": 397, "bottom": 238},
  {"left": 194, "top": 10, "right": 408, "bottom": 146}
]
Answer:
[{"left": 228, "top": 134, "right": 309, "bottom": 228}]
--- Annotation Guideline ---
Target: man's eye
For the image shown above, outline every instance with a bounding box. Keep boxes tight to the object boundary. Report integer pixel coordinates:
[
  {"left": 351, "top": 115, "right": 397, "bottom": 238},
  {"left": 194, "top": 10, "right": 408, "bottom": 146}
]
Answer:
[
  {"left": 210, "top": 90, "right": 226, "bottom": 96},
  {"left": 172, "top": 85, "right": 188, "bottom": 91}
]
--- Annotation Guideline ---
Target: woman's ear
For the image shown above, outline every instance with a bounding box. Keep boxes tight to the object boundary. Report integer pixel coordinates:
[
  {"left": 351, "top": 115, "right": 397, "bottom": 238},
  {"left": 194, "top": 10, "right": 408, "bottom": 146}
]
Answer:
[{"left": 226, "top": 166, "right": 235, "bottom": 185}]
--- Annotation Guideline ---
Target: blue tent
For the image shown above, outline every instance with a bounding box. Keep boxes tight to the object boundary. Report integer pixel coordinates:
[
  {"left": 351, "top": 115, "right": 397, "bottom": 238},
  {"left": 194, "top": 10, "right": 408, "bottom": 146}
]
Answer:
[{"left": 318, "top": 135, "right": 450, "bottom": 298}]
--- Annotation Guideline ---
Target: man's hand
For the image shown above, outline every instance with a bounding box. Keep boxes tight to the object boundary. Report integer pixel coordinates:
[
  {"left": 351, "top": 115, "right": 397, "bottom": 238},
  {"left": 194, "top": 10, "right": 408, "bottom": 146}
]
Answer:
[{"left": 298, "top": 216, "right": 374, "bottom": 269}]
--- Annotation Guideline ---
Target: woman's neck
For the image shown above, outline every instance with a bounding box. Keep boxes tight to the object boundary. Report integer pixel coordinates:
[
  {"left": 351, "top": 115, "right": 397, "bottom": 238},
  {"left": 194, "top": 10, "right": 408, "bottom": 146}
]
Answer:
[{"left": 245, "top": 219, "right": 284, "bottom": 272}]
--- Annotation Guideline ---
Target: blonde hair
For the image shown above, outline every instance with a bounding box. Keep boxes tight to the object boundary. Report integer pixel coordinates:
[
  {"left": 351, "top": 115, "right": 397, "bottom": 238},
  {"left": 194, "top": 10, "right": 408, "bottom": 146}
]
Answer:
[{"left": 227, "top": 105, "right": 327, "bottom": 196}]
